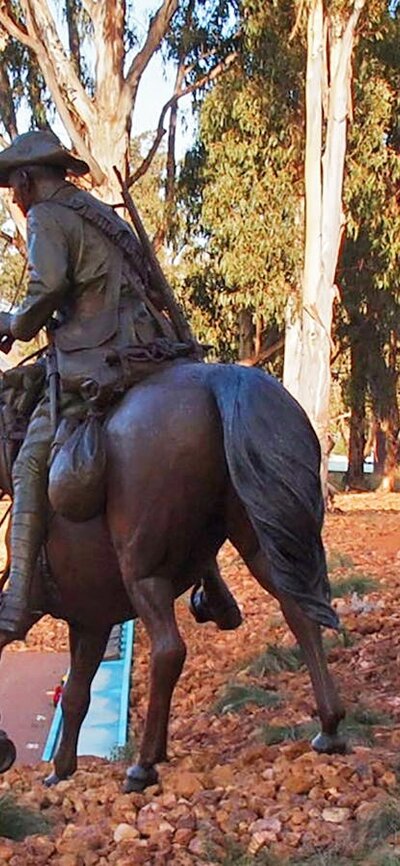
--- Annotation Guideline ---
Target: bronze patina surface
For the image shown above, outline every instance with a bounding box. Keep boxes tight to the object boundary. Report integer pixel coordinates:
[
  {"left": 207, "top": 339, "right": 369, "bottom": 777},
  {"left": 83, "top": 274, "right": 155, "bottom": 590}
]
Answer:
[{"left": 0, "top": 132, "right": 344, "bottom": 790}]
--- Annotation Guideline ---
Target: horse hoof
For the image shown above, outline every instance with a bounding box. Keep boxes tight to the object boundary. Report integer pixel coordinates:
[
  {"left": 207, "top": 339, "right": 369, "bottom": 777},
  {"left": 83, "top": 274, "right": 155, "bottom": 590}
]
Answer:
[
  {"left": 0, "top": 733, "right": 16, "bottom": 773},
  {"left": 43, "top": 772, "right": 64, "bottom": 787},
  {"left": 189, "top": 589, "right": 242, "bottom": 631},
  {"left": 124, "top": 764, "right": 159, "bottom": 793},
  {"left": 311, "top": 731, "right": 348, "bottom": 755}
]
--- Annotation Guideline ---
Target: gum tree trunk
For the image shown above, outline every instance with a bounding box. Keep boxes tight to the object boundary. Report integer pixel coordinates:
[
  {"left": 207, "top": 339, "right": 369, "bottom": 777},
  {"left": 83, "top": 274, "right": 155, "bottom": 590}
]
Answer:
[{"left": 283, "top": 0, "right": 365, "bottom": 498}]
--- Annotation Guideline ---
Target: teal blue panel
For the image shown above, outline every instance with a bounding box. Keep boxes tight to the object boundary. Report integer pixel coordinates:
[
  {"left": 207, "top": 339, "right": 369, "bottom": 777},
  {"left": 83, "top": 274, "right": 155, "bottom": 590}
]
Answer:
[{"left": 42, "top": 621, "right": 134, "bottom": 761}]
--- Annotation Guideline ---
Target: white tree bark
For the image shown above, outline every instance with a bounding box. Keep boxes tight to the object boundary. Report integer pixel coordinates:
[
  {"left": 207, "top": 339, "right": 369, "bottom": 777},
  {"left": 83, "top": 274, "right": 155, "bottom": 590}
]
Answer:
[
  {"left": 283, "top": 0, "right": 365, "bottom": 494},
  {"left": 0, "top": 0, "right": 179, "bottom": 201}
]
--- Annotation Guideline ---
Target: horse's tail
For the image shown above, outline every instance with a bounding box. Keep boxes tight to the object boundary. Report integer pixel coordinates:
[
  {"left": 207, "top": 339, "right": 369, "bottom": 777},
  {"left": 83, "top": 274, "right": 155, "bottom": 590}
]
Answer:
[{"left": 208, "top": 364, "right": 339, "bottom": 630}]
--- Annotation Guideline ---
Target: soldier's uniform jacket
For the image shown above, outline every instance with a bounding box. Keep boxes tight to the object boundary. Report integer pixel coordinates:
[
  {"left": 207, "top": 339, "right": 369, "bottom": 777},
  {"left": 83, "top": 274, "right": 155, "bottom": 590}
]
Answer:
[{"left": 11, "top": 182, "right": 167, "bottom": 390}]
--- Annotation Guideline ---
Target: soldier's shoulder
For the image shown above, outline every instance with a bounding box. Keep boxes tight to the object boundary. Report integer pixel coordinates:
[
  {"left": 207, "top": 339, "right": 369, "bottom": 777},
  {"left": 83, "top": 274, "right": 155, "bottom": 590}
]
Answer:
[{"left": 28, "top": 197, "right": 79, "bottom": 230}]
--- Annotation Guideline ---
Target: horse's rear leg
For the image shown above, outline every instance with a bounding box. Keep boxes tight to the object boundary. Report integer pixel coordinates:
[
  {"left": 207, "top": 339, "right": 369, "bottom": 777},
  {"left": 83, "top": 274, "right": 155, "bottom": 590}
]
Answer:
[
  {"left": 122, "top": 575, "right": 186, "bottom": 793},
  {"left": 278, "top": 593, "right": 346, "bottom": 752},
  {"left": 239, "top": 547, "right": 345, "bottom": 753},
  {"left": 44, "top": 623, "right": 111, "bottom": 786}
]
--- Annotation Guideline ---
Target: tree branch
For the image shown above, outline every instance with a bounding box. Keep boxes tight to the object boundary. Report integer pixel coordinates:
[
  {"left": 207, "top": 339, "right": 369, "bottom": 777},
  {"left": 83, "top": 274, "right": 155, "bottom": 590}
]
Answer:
[
  {"left": 125, "top": 0, "right": 178, "bottom": 94},
  {"left": 0, "top": 189, "right": 27, "bottom": 248},
  {"left": 289, "top": 0, "right": 306, "bottom": 42},
  {"left": 238, "top": 336, "right": 285, "bottom": 368},
  {"left": 22, "top": 0, "right": 94, "bottom": 128},
  {"left": 3, "top": 0, "right": 104, "bottom": 183},
  {"left": 0, "top": 1, "right": 102, "bottom": 180},
  {"left": 128, "top": 52, "right": 238, "bottom": 187},
  {"left": 0, "top": 229, "right": 14, "bottom": 245},
  {"left": 0, "top": 3, "right": 36, "bottom": 50},
  {"left": 81, "top": 0, "right": 95, "bottom": 18}
]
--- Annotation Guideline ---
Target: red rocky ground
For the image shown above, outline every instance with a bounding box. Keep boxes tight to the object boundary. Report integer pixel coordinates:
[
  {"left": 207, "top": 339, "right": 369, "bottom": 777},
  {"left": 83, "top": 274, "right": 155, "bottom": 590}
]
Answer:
[{"left": 1, "top": 493, "right": 400, "bottom": 864}]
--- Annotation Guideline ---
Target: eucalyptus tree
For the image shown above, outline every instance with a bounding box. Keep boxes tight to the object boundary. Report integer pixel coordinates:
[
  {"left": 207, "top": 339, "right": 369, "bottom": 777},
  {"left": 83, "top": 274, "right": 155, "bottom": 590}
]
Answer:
[
  {"left": 336, "top": 5, "right": 400, "bottom": 487},
  {"left": 0, "top": 0, "right": 238, "bottom": 204},
  {"left": 179, "top": 0, "right": 398, "bottom": 491},
  {"left": 177, "top": 0, "right": 305, "bottom": 362},
  {"left": 282, "top": 0, "right": 368, "bottom": 488}
]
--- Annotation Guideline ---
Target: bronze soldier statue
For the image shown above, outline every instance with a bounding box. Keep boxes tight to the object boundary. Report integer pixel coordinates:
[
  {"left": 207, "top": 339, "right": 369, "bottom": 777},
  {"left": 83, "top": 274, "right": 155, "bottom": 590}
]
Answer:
[{"left": 0, "top": 131, "right": 241, "bottom": 638}]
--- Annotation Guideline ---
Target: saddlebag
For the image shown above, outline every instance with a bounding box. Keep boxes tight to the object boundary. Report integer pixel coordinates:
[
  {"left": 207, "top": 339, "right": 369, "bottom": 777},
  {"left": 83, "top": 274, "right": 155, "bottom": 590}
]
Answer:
[{"left": 48, "top": 415, "right": 106, "bottom": 522}]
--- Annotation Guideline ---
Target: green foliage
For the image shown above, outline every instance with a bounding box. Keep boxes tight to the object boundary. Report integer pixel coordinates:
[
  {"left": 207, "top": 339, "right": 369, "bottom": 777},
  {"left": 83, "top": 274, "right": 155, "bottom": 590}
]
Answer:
[
  {"left": 364, "top": 800, "right": 400, "bottom": 844},
  {"left": 262, "top": 720, "right": 319, "bottom": 746},
  {"left": 0, "top": 794, "right": 50, "bottom": 841},
  {"left": 213, "top": 683, "right": 282, "bottom": 714},
  {"left": 109, "top": 736, "right": 136, "bottom": 763},
  {"left": 216, "top": 838, "right": 280, "bottom": 865},
  {"left": 335, "top": 5, "right": 400, "bottom": 452},
  {"left": 178, "top": 0, "right": 305, "bottom": 358},
  {"left": 0, "top": 245, "right": 27, "bottom": 310},
  {"left": 261, "top": 706, "right": 393, "bottom": 748},
  {"left": 371, "top": 857, "right": 400, "bottom": 866},
  {"left": 129, "top": 135, "right": 168, "bottom": 241},
  {"left": 290, "top": 855, "right": 359, "bottom": 866},
  {"left": 175, "top": 0, "right": 400, "bottom": 415},
  {"left": 327, "top": 551, "right": 355, "bottom": 572},
  {"left": 326, "top": 548, "right": 377, "bottom": 598},
  {"left": 371, "top": 851, "right": 400, "bottom": 866},
  {"left": 330, "top": 574, "right": 378, "bottom": 598},
  {"left": 342, "top": 706, "right": 394, "bottom": 746},
  {"left": 241, "top": 644, "right": 304, "bottom": 677}
]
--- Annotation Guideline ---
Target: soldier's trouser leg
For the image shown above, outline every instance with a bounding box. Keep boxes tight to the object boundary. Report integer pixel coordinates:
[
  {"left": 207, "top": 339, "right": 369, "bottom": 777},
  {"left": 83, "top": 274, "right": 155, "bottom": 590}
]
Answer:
[{"left": 0, "top": 400, "right": 52, "bottom": 637}]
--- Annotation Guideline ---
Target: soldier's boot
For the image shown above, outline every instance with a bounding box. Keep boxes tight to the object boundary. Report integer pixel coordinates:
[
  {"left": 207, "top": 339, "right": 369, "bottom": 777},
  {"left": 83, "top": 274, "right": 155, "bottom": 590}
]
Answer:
[
  {"left": 0, "top": 512, "right": 45, "bottom": 639},
  {"left": 189, "top": 562, "right": 243, "bottom": 631}
]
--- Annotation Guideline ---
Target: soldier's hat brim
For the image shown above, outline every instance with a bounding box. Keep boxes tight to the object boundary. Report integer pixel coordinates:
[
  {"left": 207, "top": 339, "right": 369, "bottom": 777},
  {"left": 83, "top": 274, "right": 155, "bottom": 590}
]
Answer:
[{"left": 0, "top": 131, "right": 90, "bottom": 187}]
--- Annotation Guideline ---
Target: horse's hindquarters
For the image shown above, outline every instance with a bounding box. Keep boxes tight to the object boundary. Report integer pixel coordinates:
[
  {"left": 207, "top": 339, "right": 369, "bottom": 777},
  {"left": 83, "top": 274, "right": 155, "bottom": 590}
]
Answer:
[{"left": 104, "top": 365, "right": 228, "bottom": 582}]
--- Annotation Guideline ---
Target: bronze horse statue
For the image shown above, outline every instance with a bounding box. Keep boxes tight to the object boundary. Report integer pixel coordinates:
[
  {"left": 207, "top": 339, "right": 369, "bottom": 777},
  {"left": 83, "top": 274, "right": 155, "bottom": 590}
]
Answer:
[{"left": 0, "top": 361, "right": 345, "bottom": 791}]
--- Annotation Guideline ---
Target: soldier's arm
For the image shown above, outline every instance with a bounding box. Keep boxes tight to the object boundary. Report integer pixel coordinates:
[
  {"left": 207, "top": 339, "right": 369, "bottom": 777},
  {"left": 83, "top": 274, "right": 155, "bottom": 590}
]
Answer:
[{"left": 10, "top": 204, "right": 70, "bottom": 342}]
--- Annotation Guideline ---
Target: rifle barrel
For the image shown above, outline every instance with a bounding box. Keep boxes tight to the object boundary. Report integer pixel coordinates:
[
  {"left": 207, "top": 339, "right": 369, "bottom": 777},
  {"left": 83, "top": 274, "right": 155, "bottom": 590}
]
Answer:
[{"left": 113, "top": 166, "right": 195, "bottom": 345}]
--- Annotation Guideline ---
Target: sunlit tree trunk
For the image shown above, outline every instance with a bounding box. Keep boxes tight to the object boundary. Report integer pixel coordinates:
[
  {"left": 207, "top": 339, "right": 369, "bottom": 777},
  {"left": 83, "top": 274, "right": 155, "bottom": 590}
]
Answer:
[{"left": 283, "top": 0, "right": 365, "bottom": 498}]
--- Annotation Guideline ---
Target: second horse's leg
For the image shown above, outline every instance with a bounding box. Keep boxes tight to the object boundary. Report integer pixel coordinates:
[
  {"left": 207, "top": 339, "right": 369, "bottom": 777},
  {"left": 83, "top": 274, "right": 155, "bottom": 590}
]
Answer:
[
  {"left": 44, "top": 622, "right": 111, "bottom": 786},
  {"left": 123, "top": 575, "right": 186, "bottom": 793}
]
